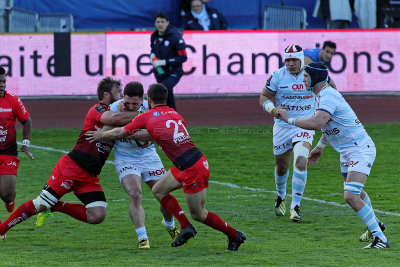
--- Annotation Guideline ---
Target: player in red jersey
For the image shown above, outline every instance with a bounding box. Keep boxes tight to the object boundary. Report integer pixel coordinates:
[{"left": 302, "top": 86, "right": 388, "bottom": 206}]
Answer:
[
  {"left": 0, "top": 67, "right": 33, "bottom": 237},
  {"left": 0, "top": 77, "right": 140, "bottom": 239},
  {"left": 86, "top": 83, "right": 246, "bottom": 251}
]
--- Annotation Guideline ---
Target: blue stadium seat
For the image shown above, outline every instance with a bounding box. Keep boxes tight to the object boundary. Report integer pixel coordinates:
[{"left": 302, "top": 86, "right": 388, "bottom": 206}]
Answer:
[
  {"left": 37, "top": 13, "right": 75, "bottom": 32},
  {"left": 8, "top": 7, "right": 38, "bottom": 32},
  {"left": 263, "top": 5, "right": 307, "bottom": 30}
]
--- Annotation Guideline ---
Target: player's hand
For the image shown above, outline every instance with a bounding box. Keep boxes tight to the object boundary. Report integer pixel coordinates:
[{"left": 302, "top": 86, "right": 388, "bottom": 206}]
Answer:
[
  {"left": 152, "top": 59, "right": 166, "bottom": 68},
  {"left": 85, "top": 125, "right": 104, "bottom": 142},
  {"left": 307, "top": 147, "right": 323, "bottom": 166},
  {"left": 117, "top": 101, "right": 126, "bottom": 112},
  {"left": 141, "top": 140, "right": 153, "bottom": 148},
  {"left": 274, "top": 107, "right": 289, "bottom": 121},
  {"left": 19, "top": 145, "right": 34, "bottom": 160}
]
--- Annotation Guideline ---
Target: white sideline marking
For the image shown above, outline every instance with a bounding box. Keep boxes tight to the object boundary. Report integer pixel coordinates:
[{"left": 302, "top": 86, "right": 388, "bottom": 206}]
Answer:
[{"left": 23, "top": 143, "right": 400, "bottom": 218}]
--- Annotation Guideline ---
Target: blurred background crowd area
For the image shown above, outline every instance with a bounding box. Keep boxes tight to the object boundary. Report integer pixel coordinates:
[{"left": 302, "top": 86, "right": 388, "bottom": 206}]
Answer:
[{"left": 0, "top": 0, "right": 399, "bottom": 33}]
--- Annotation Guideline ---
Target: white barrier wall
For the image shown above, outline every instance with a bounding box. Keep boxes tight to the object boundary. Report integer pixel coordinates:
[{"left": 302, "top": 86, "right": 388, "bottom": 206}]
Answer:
[{"left": 0, "top": 30, "right": 398, "bottom": 96}]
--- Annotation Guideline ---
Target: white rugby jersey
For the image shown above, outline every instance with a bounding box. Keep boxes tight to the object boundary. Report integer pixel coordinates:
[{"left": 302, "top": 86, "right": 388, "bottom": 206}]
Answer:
[
  {"left": 110, "top": 99, "right": 159, "bottom": 160},
  {"left": 317, "top": 86, "right": 371, "bottom": 152},
  {"left": 267, "top": 66, "right": 315, "bottom": 127}
]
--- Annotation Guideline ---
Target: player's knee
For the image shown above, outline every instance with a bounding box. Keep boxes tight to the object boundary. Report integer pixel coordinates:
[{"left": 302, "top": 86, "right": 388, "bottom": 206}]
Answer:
[
  {"left": 275, "top": 166, "right": 288, "bottom": 176},
  {"left": 127, "top": 188, "right": 143, "bottom": 202},
  {"left": 87, "top": 207, "right": 106, "bottom": 224},
  {"left": 343, "top": 182, "right": 363, "bottom": 205},
  {"left": 152, "top": 185, "right": 163, "bottom": 201},
  {"left": 293, "top": 142, "right": 309, "bottom": 172},
  {"left": 1, "top": 191, "right": 15, "bottom": 203}
]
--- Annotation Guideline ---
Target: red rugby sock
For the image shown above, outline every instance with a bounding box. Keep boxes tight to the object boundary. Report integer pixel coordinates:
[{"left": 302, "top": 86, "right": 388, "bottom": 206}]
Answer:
[
  {"left": 51, "top": 201, "right": 88, "bottom": 222},
  {"left": 0, "top": 200, "right": 37, "bottom": 235},
  {"left": 160, "top": 194, "right": 190, "bottom": 229},
  {"left": 203, "top": 211, "right": 238, "bottom": 238}
]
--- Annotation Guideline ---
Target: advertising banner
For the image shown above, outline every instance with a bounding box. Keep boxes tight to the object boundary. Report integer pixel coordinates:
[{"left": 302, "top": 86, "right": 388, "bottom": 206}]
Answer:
[{"left": 0, "top": 30, "right": 398, "bottom": 96}]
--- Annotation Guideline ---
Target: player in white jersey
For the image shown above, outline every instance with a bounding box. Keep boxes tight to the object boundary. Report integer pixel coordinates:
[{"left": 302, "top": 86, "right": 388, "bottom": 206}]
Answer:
[
  {"left": 276, "top": 62, "right": 389, "bottom": 249},
  {"left": 259, "top": 44, "right": 336, "bottom": 222},
  {"left": 110, "top": 82, "right": 179, "bottom": 249}
]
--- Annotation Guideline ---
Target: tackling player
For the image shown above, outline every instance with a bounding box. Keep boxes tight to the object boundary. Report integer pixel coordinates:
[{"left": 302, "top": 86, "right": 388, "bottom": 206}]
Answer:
[
  {"left": 0, "top": 66, "right": 33, "bottom": 238},
  {"left": 86, "top": 83, "right": 246, "bottom": 251},
  {"left": 0, "top": 77, "right": 140, "bottom": 238},
  {"left": 276, "top": 62, "right": 389, "bottom": 249},
  {"left": 109, "top": 81, "right": 178, "bottom": 249}
]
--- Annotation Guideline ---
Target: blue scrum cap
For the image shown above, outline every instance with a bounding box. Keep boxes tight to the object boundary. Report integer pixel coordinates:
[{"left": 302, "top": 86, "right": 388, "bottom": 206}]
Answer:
[{"left": 304, "top": 62, "right": 328, "bottom": 92}]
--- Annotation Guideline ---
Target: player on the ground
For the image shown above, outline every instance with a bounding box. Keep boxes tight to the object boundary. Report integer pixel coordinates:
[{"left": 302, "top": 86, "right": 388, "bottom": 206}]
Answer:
[
  {"left": 0, "top": 66, "right": 33, "bottom": 239},
  {"left": 109, "top": 81, "right": 178, "bottom": 249},
  {"left": 86, "top": 83, "right": 246, "bottom": 251},
  {"left": 276, "top": 62, "right": 389, "bottom": 249},
  {"left": 0, "top": 77, "right": 140, "bottom": 238}
]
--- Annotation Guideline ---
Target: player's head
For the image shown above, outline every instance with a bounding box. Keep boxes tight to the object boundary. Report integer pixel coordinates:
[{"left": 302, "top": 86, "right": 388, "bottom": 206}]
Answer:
[
  {"left": 284, "top": 44, "right": 304, "bottom": 74},
  {"left": 97, "top": 77, "right": 122, "bottom": 103},
  {"left": 320, "top": 41, "right": 336, "bottom": 63},
  {"left": 0, "top": 67, "right": 6, "bottom": 96},
  {"left": 147, "top": 83, "right": 168, "bottom": 107},
  {"left": 123, "top": 81, "right": 144, "bottom": 111},
  {"left": 303, "top": 62, "right": 328, "bottom": 92},
  {"left": 154, "top": 13, "right": 169, "bottom": 34}
]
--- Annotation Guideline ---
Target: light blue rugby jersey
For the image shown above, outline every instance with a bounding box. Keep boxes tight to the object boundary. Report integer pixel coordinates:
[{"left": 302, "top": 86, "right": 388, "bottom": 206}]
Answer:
[
  {"left": 317, "top": 86, "right": 371, "bottom": 152},
  {"left": 267, "top": 66, "right": 316, "bottom": 126},
  {"left": 110, "top": 99, "right": 159, "bottom": 160}
]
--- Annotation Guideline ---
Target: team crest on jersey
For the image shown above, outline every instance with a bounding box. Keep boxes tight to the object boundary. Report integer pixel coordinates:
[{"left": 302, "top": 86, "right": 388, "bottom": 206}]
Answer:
[
  {"left": 153, "top": 111, "right": 160, "bottom": 117},
  {"left": 95, "top": 105, "right": 107, "bottom": 113}
]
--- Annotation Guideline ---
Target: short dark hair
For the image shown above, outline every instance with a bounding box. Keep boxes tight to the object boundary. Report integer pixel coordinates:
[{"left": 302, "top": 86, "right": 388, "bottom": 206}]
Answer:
[
  {"left": 154, "top": 12, "right": 169, "bottom": 22},
  {"left": 97, "top": 77, "right": 121, "bottom": 101},
  {"left": 124, "top": 81, "right": 144, "bottom": 98},
  {"left": 323, "top": 41, "right": 336, "bottom": 50},
  {"left": 147, "top": 83, "right": 168, "bottom": 104},
  {"left": 0, "top": 66, "right": 5, "bottom": 75}
]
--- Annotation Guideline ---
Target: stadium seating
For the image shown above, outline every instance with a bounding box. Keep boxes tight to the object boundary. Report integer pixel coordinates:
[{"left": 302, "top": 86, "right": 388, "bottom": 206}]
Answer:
[
  {"left": 37, "top": 14, "right": 75, "bottom": 32},
  {"left": 263, "top": 4, "right": 307, "bottom": 30}
]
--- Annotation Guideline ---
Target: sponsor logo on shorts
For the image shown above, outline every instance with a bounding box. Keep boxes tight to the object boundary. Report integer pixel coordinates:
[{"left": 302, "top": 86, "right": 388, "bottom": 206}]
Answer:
[
  {"left": 60, "top": 179, "right": 73, "bottom": 190},
  {"left": 367, "top": 163, "right": 372, "bottom": 168},
  {"left": 294, "top": 132, "right": 311, "bottom": 139},
  {"left": 0, "top": 108, "right": 12, "bottom": 112},
  {"left": 148, "top": 168, "right": 166, "bottom": 176},
  {"left": 6, "top": 161, "right": 17, "bottom": 166},
  {"left": 340, "top": 162, "right": 349, "bottom": 167},
  {"left": 117, "top": 166, "right": 139, "bottom": 175},
  {"left": 203, "top": 160, "right": 209, "bottom": 170},
  {"left": 274, "top": 141, "right": 291, "bottom": 150},
  {"left": 349, "top": 161, "right": 359, "bottom": 167}
]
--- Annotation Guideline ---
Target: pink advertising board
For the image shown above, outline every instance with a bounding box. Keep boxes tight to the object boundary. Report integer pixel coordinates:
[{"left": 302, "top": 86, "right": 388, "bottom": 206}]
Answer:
[{"left": 0, "top": 29, "right": 398, "bottom": 96}]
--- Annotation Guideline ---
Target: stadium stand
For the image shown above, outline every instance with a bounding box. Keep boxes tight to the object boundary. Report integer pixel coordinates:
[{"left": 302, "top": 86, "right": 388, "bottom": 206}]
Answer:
[
  {"left": 263, "top": 4, "right": 307, "bottom": 29},
  {"left": 37, "top": 14, "right": 74, "bottom": 32}
]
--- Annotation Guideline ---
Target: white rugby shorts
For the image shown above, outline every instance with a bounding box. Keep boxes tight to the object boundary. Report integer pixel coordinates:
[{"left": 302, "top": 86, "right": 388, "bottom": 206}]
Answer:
[
  {"left": 339, "top": 141, "right": 376, "bottom": 176},
  {"left": 114, "top": 158, "right": 166, "bottom": 183},
  {"left": 272, "top": 124, "right": 315, "bottom": 155}
]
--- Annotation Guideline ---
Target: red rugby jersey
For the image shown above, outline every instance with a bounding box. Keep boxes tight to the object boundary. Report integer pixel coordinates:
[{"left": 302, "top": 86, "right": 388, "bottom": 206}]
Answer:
[
  {"left": 0, "top": 91, "right": 30, "bottom": 156},
  {"left": 68, "top": 103, "right": 114, "bottom": 175},
  {"left": 124, "top": 105, "right": 202, "bottom": 170}
]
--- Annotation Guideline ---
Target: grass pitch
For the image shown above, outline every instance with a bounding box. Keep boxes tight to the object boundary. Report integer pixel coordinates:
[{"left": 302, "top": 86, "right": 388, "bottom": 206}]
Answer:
[{"left": 2, "top": 124, "right": 399, "bottom": 266}]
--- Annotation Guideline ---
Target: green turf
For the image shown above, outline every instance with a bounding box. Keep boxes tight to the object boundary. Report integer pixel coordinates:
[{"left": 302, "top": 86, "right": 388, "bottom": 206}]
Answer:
[{"left": 2, "top": 124, "right": 399, "bottom": 266}]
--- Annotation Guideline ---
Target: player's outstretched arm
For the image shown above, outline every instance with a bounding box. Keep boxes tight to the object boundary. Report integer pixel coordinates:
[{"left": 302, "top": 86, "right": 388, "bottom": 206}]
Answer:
[
  {"left": 127, "top": 129, "right": 151, "bottom": 140},
  {"left": 101, "top": 110, "right": 139, "bottom": 126},
  {"left": 86, "top": 126, "right": 128, "bottom": 142}
]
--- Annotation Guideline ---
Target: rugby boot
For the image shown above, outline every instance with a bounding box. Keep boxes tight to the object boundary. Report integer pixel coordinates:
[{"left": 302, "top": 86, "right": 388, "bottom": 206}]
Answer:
[
  {"left": 275, "top": 195, "right": 286, "bottom": 216},
  {"left": 359, "top": 221, "right": 386, "bottom": 242},
  {"left": 171, "top": 224, "right": 197, "bottom": 247},
  {"left": 226, "top": 231, "right": 246, "bottom": 251},
  {"left": 162, "top": 220, "right": 180, "bottom": 239}
]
